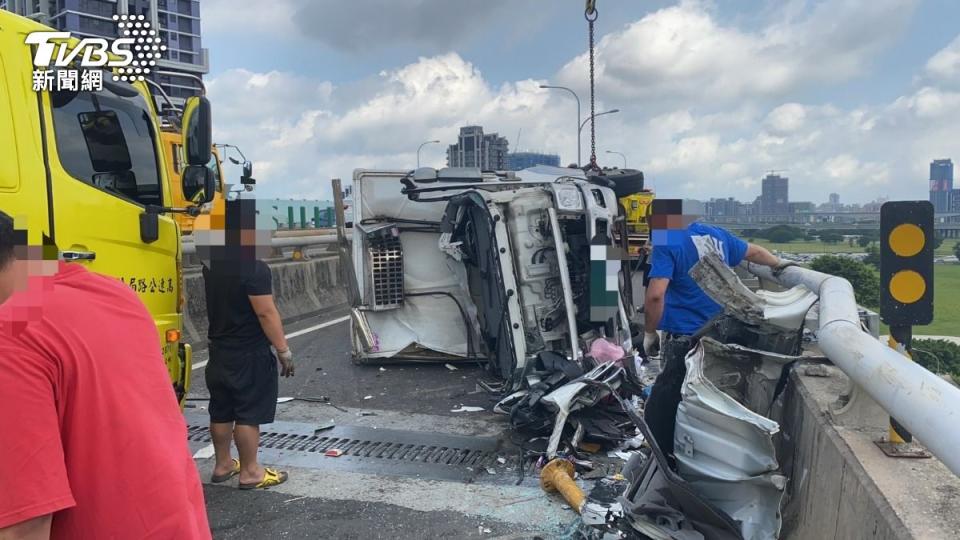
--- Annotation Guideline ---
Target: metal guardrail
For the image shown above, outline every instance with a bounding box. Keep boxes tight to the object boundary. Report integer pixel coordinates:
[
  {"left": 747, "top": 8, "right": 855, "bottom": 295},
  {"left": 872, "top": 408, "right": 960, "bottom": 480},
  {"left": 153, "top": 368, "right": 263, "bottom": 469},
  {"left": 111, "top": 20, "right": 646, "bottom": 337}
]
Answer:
[
  {"left": 745, "top": 261, "right": 960, "bottom": 477},
  {"left": 181, "top": 233, "right": 341, "bottom": 255}
]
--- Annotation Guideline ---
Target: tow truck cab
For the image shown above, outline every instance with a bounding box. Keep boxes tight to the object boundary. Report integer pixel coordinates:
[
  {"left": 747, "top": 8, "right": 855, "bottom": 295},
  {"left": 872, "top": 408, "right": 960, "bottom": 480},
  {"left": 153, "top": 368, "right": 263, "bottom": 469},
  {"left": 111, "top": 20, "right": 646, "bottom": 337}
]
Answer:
[
  {"left": 160, "top": 130, "right": 225, "bottom": 234},
  {"left": 0, "top": 11, "right": 214, "bottom": 404}
]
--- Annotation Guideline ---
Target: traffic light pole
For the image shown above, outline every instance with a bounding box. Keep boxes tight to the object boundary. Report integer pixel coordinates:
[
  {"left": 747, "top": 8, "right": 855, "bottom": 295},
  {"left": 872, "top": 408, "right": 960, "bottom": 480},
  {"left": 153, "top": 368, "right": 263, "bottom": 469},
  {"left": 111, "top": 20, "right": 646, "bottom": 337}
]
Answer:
[
  {"left": 887, "top": 324, "right": 913, "bottom": 444},
  {"left": 875, "top": 200, "right": 933, "bottom": 459}
]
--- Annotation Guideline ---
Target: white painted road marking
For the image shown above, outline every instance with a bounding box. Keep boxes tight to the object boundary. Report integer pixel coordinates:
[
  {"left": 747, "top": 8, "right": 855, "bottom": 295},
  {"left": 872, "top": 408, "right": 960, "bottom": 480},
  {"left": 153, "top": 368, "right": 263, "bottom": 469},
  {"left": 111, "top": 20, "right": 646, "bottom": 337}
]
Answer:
[
  {"left": 191, "top": 315, "right": 350, "bottom": 371},
  {"left": 193, "top": 444, "right": 215, "bottom": 459},
  {"left": 285, "top": 315, "right": 351, "bottom": 339}
]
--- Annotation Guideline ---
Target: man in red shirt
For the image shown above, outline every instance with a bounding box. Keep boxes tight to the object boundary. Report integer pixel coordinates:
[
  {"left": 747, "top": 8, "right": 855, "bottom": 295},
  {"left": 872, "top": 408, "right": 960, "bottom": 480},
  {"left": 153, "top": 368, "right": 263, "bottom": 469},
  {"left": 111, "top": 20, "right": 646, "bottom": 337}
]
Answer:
[{"left": 0, "top": 212, "right": 211, "bottom": 539}]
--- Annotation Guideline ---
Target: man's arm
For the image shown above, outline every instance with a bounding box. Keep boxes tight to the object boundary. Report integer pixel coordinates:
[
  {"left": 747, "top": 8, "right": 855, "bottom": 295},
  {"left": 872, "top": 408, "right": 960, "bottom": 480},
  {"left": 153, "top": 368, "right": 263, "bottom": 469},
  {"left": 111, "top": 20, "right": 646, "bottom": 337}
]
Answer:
[
  {"left": 744, "top": 243, "right": 781, "bottom": 268},
  {"left": 248, "top": 295, "right": 288, "bottom": 353},
  {"left": 0, "top": 515, "right": 51, "bottom": 540},
  {"left": 644, "top": 278, "right": 669, "bottom": 333},
  {"left": 0, "top": 347, "right": 74, "bottom": 536}
]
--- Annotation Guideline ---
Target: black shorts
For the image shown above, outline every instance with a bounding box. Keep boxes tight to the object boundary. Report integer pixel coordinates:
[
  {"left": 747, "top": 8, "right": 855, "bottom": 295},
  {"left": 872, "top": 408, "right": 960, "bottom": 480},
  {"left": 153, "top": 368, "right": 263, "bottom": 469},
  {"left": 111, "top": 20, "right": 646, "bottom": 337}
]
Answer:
[{"left": 206, "top": 343, "right": 278, "bottom": 425}]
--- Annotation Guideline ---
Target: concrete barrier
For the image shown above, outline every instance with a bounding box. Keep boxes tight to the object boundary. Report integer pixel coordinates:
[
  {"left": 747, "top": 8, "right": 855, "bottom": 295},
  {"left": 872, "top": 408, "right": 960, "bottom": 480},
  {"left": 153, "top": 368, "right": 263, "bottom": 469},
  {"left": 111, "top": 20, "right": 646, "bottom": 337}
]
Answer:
[
  {"left": 779, "top": 366, "right": 960, "bottom": 539},
  {"left": 182, "top": 256, "right": 348, "bottom": 348}
]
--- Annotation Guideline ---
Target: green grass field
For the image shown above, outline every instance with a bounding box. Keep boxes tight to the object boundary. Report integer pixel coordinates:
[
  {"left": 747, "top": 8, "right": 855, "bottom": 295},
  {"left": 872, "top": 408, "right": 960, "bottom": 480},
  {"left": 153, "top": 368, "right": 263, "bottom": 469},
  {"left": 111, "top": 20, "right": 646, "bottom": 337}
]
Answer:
[
  {"left": 754, "top": 239, "right": 957, "bottom": 256},
  {"left": 926, "top": 264, "right": 960, "bottom": 336}
]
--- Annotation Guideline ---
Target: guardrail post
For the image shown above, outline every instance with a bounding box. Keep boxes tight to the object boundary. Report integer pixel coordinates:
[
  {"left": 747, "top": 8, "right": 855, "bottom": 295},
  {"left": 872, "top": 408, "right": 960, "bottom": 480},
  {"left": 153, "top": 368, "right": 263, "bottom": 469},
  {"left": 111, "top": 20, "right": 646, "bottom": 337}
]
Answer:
[
  {"left": 314, "top": 207, "right": 321, "bottom": 228},
  {"left": 300, "top": 206, "right": 307, "bottom": 229},
  {"left": 287, "top": 206, "right": 294, "bottom": 229},
  {"left": 877, "top": 325, "right": 931, "bottom": 458}
]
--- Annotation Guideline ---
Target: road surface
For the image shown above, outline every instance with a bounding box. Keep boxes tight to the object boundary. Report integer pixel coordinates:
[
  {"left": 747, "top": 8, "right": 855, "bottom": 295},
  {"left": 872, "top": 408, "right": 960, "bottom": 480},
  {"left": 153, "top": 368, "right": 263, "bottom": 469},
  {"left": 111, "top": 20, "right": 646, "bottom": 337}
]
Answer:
[{"left": 186, "top": 308, "right": 577, "bottom": 539}]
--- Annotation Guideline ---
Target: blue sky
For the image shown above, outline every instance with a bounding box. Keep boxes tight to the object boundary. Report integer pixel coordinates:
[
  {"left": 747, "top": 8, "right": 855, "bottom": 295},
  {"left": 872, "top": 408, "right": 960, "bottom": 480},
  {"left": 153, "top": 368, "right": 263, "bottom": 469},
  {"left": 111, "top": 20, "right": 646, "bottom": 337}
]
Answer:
[{"left": 200, "top": 0, "right": 960, "bottom": 205}]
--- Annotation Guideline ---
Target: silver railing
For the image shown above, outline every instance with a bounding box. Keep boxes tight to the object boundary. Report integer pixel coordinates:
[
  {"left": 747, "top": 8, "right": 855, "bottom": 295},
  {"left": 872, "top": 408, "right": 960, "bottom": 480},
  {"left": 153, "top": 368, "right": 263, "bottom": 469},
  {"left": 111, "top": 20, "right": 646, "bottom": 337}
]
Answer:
[{"left": 745, "top": 261, "right": 960, "bottom": 477}]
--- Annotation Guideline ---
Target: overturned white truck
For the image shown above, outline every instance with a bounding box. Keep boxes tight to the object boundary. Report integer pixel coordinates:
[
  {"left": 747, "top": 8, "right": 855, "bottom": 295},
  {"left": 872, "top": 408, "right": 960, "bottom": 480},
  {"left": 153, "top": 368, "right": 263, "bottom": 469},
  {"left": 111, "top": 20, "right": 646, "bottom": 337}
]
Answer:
[{"left": 345, "top": 166, "right": 643, "bottom": 389}]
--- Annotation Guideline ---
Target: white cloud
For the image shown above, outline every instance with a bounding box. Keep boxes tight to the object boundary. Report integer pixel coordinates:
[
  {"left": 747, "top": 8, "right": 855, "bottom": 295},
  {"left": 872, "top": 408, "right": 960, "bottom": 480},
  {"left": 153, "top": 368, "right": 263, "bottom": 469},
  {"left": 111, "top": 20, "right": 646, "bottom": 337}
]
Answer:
[
  {"left": 765, "top": 104, "right": 807, "bottom": 134},
  {"left": 555, "top": 0, "right": 915, "bottom": 105},
  {"left": 206, "top": 1, "right": 960, "bottom": 207},
  {"left": 926, "top": 35, "right": 960, "bottom": 84}
]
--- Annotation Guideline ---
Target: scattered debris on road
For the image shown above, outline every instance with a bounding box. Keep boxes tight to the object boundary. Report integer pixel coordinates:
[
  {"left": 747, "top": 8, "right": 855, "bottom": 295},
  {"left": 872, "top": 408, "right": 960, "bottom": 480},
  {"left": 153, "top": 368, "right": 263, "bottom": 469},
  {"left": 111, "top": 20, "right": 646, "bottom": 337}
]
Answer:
[{"left": 450, "top": 405, "right": 484, "bottom": 413}]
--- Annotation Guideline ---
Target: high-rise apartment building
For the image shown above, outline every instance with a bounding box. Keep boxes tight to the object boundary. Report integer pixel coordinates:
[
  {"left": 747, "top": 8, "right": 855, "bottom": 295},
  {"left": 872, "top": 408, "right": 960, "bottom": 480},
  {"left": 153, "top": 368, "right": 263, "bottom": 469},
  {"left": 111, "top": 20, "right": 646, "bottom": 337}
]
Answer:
[
  {"left": 929, "top": 159, "right": 954, "bottom": 214},
  {"left": 446, "top": 126, "right": 509, "bottom": 170},
  {"left": 760, "top": 173, "right": 789, "bottom": 216},
  {"left": 2, "top": 0, "right": 208, "bottom": 105}
]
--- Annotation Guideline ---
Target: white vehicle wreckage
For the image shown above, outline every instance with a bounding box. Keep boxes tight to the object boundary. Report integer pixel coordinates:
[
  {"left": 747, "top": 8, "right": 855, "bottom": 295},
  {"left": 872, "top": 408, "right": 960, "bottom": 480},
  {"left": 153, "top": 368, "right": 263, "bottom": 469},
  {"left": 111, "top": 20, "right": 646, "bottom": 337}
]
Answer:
[
  {"left": 337, "top": 167, "right": 891, "bottom": 539},
  {"left": 346, "top": 166, "right": 641, "bottom": 390}
]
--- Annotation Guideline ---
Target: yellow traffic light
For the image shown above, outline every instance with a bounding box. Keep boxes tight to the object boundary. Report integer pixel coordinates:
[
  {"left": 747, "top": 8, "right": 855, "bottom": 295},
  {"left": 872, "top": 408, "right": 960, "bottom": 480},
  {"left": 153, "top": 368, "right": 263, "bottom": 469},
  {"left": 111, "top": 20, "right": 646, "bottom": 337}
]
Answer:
[
  {"left": 889, "top": 270, "right": 926, "bottom": 304},
  {"left": 888, "top": 223, "right": 924, "bottom": 257},
  {"left": 880, "top": 201, "right": 934, "bottom": 325}
]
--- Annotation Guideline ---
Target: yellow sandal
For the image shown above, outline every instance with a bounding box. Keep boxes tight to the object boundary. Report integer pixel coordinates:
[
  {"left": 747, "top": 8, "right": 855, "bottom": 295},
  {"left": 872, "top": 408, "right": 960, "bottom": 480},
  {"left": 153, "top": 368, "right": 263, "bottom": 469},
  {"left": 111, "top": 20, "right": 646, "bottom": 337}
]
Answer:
[
  {"left": 238, "top": 467, "right": 288, "bottom": 490},
  {"left": 210, "top": 458, "right": 240, "bottom": 483}
]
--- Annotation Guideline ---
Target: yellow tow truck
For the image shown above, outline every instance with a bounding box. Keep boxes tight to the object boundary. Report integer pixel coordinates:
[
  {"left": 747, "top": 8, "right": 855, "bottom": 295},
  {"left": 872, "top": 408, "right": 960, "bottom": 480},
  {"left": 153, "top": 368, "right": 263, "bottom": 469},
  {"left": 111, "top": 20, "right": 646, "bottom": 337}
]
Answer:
[
  {"left": 160, "top": 130, "right": 225, "bottom": 234},
  {"left": 0, "top": 11, "right": 215, "bottom": 404}
]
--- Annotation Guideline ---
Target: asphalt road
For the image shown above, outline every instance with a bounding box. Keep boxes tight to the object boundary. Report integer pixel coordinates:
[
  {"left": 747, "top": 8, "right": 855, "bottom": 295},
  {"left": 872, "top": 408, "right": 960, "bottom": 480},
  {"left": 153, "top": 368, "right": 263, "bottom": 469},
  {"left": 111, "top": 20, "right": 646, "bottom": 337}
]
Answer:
[{"left": 186, "top": 311, "right": 576, "bottom": 539}]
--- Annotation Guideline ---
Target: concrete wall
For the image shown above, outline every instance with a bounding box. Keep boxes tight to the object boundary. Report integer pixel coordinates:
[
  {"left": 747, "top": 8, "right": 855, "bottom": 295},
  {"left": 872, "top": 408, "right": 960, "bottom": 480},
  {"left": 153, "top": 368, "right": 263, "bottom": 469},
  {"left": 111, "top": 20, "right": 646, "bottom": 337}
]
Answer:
[
  {"left": 778, "top": 368, "right": 908, "bottom": 539},
  {"left": 182, "top": 256, "right": 348, "bottom": 348}
]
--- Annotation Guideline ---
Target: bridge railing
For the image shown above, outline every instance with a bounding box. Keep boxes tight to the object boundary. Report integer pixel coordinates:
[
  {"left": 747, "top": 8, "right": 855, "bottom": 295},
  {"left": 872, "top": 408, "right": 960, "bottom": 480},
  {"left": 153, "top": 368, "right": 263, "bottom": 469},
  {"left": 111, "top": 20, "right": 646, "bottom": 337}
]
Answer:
[{"left": 744, "top": 261, "right": 960, "bottom": 477}]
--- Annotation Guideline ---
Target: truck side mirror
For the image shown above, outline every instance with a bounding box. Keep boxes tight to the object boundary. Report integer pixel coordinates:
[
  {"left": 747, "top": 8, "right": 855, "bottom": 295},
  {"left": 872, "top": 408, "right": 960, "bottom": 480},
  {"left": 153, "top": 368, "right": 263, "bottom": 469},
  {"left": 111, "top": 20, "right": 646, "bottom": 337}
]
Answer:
[
  {"left": 182, "top": 96, "right": 212, "bottom": 166},
  {"left": 182, "top": 165, "right": 216, "bottom": 204},
  {"left": 241, "top": 161, "right": 256, "bottom": 185}
]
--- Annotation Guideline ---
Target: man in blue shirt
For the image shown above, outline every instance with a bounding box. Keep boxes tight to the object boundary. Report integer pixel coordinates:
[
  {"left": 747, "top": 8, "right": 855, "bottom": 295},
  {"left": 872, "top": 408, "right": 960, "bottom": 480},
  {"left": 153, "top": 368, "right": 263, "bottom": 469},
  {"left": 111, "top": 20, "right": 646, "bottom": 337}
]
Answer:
[{"left": 641, "top": 199, "right": 785, "bottom": 457}]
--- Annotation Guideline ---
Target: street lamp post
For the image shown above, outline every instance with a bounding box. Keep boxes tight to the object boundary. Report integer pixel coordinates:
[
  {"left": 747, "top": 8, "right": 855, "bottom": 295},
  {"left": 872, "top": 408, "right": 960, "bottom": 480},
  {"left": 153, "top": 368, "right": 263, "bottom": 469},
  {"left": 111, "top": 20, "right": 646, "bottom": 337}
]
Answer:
[
  {"left": 605, "top": 150, "right": 627, "bottom": 168},
  {"left": 540, "top": 84, "right": 581, "bottom": 166},
  {"left": 417, "top": 139, "right": 440, "bottom": 168},
  {"left": 578, "top": 108, "right": 619, "bottom": 140}
]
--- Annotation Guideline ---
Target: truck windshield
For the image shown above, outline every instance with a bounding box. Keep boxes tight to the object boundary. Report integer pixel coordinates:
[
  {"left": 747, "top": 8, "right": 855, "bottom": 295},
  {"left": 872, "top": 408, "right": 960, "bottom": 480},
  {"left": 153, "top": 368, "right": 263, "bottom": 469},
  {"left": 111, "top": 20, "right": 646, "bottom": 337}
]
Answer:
[
  {"left": 206, "top": 152, "right": 223, "bottom": 193},
  {"left": 50, "top": 74, "right": 163, "bottom": 207}
]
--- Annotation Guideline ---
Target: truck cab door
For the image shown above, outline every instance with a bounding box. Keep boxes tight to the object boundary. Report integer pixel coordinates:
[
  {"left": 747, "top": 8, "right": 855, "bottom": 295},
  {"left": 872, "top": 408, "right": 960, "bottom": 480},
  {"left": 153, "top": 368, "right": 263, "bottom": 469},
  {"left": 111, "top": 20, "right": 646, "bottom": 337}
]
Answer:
[{"left": 41, "top": 79, "right": 180, "bottom": 351}]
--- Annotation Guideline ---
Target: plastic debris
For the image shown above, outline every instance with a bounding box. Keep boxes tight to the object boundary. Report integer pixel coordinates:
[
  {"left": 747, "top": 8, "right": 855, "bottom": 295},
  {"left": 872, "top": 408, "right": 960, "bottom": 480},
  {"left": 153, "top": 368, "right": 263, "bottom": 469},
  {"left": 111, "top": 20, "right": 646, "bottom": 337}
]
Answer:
[
  {"left": 324, "top": 449, "right": 344, "bottom": 457},
  {"left": 486, "top": 467, "right": 496, "bottom": 475},
  {"left": 589, "top": 338, "right": 625, "bottom": 364},
  {"left": 496, "top": 457, "right": 507, "bottom": 464},
  {"left": 363, "top": 395, "right": 373, "bottom": 400},
  {"left": 445, "top": 363, "right": 458, "bottom": 371},
  {"left": 314, "top": 422, "right": 335, "bottom": 434},
  {"left": 276, "top": 397, "right": 294, "bottom": 403},
  {"left": 379, "top": 367, "right": 387, "bottom": 372},
  {"left": 356, "top": 411, "right": 376, "bottom": 417},
  {"left": 450, "top": 405, "right": 484, "bottom": 413}
]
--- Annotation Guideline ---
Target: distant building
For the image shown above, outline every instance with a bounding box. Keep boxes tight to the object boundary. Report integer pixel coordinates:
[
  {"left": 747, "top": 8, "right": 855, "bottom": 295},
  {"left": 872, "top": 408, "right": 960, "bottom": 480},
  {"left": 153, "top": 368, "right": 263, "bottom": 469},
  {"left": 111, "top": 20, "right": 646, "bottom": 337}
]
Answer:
[
  {"left": 788, "top": 201, "right": 814, "bottom": 214},
  {"left": 760, "top": 174, "right": 789, "bottom": 216},
  {"left": 929, "top": 159, "right": 954, "bottom": 213},
  {"left": 705, "top": 197, "right": 743, "bottom": 219},
  {"left": 683, "top": 199, "right": 705, "bottom": 217},
  {"left": 3, "top": 0, "right": 208, "bottom": 105},
  {"left": 506, "top": 151, "right": 560, "bottom": 171},
  {"left": 862, "top": 197, "right": 889, "bottom": 213},
  {"left": 446, "top": 126, "right": 509, "bottom": 170}
]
